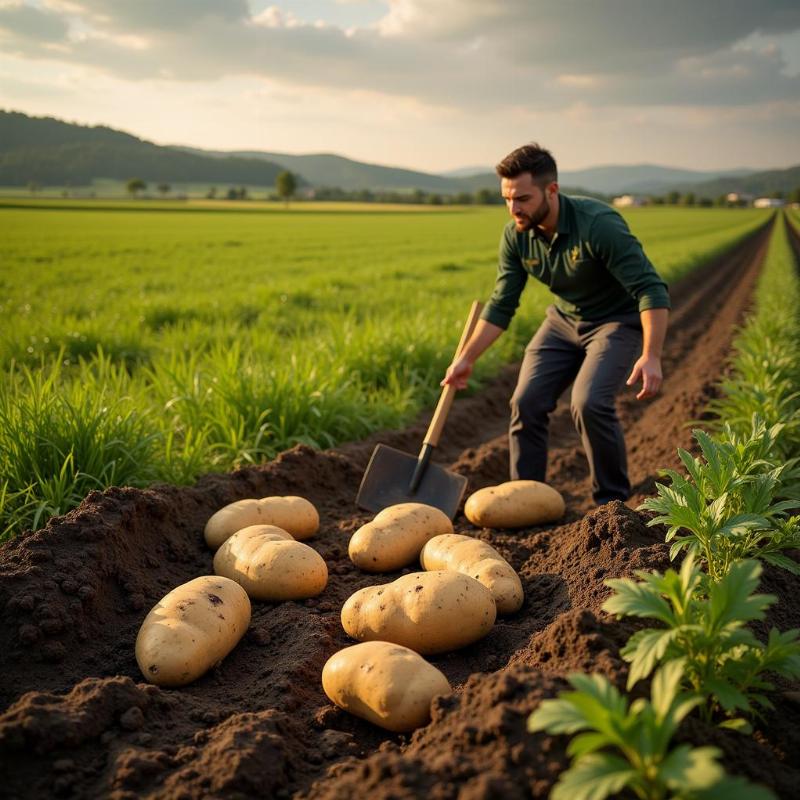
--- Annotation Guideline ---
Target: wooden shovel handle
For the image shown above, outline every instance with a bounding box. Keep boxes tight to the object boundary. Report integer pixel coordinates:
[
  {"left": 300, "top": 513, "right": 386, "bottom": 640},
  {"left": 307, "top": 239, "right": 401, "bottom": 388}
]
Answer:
[{"left": 422, "top": 300, "right": 484, "bottom": 448}]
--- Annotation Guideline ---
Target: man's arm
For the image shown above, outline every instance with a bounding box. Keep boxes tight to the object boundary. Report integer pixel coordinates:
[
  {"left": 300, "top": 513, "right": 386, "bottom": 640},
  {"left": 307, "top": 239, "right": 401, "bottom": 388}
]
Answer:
[
  {"left": 441, "top": 319, "right": 505, "bottom": 390},
  {"left": 626, "top": 308, "right": 668, "bottom": 400}
]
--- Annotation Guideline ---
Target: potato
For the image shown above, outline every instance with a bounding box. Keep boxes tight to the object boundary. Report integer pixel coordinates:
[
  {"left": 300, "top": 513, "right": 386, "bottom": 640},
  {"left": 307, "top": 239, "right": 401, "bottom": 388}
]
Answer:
[
  {"left": 419, "top": 533, "right": 523, "bottom": 614},
  {"left": 204, "top": 495, "right": 319, "bottom": 548},
  {"left": 322, "top": 641, "right": 451, "bottom": 732},
  {"left": 348, "top": 502, "right": 453, "bottom": 573},
  {"left": 464, "top": 480, "right": 565, "bottom": 529},
  {"left": 341, "top": 570, "right": 496, "bottom": 655},
  {"left": 213, "top": 524, "right": 328, "bottom": 601},
  {"left": 136, "top": 576, "right": 251, "bottom": 687}
]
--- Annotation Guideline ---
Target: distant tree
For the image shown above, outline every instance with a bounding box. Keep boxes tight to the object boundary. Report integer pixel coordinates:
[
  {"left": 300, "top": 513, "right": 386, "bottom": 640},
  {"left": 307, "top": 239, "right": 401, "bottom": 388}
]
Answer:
[
  {"left": 681, "top": 192, "right": 696, "bottom": 207},
  {"left": 238, "top": 186, "right": 248, "bottom": 200},
  {"left": 157, "top": 182, "right": 171, "bottom": 197},
  {"left": 226, "top": 186, "right": 238, "bottom": 200},
  {"left": 475, "top": 188, "right": 495, "bottom": 205},
  {"left": 276, "top": 171, "right": 297, "bottom": 205},
  {"left": 649, "top": 195, "right": 665, "bottom": 205},
  {"left": 206, "top": 186, "right": 217, "bottom": 199},
  {"left": 411, "top": 188, "right": 426, "bottom": 204},
  {"left": 772, "top": 189, "right": 784, "bottom": 200},
  {"left": 453, "top": 191, "right": 474, "bottom": 205},
  {"left": 789, "top": 187, "right": 800, "bottom": 204},
  {"left": 27, "top": 180, "right": 40, "bottom": 195},
  {"left": 127, "top": 178, "right": 146, "bottom": 197},
  {"left": 428, "top": 193, "right": 443, "bottom": 205},
  {"left": 666, "top": 190, "right": 680, "bottom": 205},
  {"left": 715, "top": 194, "right": 727, "bottom": 207},
  {"left": 698, "top": 197, "right": 713, "bottom": 207}
]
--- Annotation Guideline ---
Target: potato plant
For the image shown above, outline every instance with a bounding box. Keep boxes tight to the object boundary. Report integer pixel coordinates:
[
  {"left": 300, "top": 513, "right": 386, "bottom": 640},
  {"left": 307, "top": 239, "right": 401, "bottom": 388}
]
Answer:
[
  {"left": 603, "top": 556, "right": 800, "bottom": 728},
  {"left": 639, "top": 425, "right": 800, "bottom": 580},
  {"left": 527, "top": 660, "right": 776, "bottom": 800}
]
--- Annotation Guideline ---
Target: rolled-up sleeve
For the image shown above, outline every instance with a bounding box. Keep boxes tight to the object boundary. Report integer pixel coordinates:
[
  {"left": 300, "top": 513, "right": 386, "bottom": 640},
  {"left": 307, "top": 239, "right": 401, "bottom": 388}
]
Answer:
[
  {"left": 590, "top": 212, "right": 671, "bottom": 312},
  {"left": 481, "top": 226, "right": 529, "bottom": 329}
]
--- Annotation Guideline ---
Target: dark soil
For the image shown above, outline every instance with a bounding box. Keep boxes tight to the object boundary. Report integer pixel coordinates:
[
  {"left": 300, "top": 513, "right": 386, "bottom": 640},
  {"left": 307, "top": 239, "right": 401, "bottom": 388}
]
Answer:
[{"left": 2, "top": 219, "right": 798, "bottom": 800}]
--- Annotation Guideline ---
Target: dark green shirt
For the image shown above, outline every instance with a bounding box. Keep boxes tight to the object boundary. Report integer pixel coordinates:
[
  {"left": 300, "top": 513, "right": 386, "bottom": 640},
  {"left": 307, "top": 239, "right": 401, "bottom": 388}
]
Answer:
[{"left": 482, "top": 194, "right": 671, "bottom": 327}]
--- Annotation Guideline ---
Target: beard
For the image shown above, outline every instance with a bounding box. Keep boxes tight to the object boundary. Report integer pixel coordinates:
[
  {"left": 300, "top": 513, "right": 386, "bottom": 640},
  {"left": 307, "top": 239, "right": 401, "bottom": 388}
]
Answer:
[{"left": 514, "top": 194, "right": 550, "bottom": 232}]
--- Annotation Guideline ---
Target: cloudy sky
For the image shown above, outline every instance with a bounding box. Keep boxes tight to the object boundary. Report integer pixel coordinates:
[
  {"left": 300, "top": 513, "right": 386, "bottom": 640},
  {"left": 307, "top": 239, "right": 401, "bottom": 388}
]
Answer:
[{"left": 1, "top": 0, "right": 799, "bottom": 172}]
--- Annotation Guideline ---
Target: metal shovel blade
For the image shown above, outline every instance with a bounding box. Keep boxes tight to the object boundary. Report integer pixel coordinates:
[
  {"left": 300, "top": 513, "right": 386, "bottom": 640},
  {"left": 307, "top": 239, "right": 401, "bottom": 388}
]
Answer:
[{"left": 356, "top": 443, "right": 468, "bottom": 519}]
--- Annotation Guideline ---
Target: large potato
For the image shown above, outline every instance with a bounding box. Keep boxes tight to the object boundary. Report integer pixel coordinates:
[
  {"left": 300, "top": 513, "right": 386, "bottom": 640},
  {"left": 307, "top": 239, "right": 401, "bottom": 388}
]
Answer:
[
  {"left": 322, "top": 641, "right": 451, "bottom": 733},
  {"left": 341, "top": 570, "right": 496, "bottom": 655},
  {"left": 420, "top": 533, "right": 524, "bottom": 614},
  {"left": 204, "top": 495, "right": 319, "bottom": 548},
  {"left": 464, "top": 480, "right": 565, "bottom": 529},
  {"left": 348, "top": 502, "right": 453, "bottom": 573},
  {"left": 213, "top": 524, "right": 328, "bottom": 601},
  {"left": 136, "top": 576, "right": 251, "bottom": 687}
]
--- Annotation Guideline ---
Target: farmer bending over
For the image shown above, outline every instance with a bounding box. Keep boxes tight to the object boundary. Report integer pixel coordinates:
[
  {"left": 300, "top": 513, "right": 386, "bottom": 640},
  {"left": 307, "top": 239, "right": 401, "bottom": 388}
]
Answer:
[{"left": 442, "top": 143, "right": 670, "bottom": 505}]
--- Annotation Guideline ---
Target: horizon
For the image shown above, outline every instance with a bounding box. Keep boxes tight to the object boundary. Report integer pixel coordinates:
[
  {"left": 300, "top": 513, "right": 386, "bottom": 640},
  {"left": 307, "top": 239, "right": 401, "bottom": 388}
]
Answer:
[
  {"left": 5, "top": 107, "right": 796, "bottom": 179},
  {"left": 1, "top": 2, "right": 799, "bottom": 173}
]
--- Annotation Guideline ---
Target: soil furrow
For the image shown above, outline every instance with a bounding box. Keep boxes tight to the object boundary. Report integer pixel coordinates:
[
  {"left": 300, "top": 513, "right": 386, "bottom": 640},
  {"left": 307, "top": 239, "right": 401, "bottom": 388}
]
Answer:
[{"left": 2, "top": 216, "right": 798, "bottom": 800}]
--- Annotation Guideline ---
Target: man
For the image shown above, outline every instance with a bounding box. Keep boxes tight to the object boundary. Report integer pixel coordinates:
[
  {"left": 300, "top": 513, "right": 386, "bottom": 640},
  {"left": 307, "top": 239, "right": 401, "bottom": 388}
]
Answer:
[{"left": 442, "top": 143, "right": 670, "bottom": 505}]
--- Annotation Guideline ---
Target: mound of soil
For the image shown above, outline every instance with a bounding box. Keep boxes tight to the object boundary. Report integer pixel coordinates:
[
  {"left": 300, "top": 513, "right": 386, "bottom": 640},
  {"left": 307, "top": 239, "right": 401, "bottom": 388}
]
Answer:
[{"left": 2, "top": 220, "right": 798, "bottom": 799}]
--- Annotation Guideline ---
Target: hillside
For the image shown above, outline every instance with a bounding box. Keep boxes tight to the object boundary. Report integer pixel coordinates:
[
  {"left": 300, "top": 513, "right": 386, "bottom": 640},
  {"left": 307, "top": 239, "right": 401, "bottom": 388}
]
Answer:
[
  {"left": 675, "top": 165, "right": 800, "bottom": 198},
  {"left": 0, "top": 111, "right": 287, "bottom": 187},
  {"left": 453, "top": 164, "right": 761, "bottom": 196},
  {"left": 178, "top": 147, "right": 477, "bottom": 194}
]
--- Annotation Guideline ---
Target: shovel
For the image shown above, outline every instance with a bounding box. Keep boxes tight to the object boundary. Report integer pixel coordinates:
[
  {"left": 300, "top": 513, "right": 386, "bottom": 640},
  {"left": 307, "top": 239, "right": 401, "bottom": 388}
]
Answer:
[{"left": 356, "top": 300, "right": 484, "bottom": 519}]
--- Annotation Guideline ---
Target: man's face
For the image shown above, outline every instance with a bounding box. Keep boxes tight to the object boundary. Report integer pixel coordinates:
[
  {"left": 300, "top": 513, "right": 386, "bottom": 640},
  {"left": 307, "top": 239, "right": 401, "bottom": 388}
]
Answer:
[{"left": 501, "top": 173, "right": 556, "bottom": 232}]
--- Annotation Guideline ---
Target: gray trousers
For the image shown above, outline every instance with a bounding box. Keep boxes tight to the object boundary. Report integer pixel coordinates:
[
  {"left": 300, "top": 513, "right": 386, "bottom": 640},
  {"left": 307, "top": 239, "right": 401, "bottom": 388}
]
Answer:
[{"left": 509, "top": 305, "right": 643, "bottom": 504}]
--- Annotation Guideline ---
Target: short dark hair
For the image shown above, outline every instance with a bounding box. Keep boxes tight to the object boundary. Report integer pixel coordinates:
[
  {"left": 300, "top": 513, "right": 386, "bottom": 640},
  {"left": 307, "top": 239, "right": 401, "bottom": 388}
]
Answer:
[{"left": 495, "top": 143, "right": 558, "bottom": 186}]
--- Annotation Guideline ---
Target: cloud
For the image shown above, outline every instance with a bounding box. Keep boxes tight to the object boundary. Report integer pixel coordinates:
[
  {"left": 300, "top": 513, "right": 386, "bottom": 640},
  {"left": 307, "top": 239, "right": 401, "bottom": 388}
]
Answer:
[
  {"left": 0, "top": 2, "right": 69, "bottom": 43},
  {"left": 1, "top": 0, "right": 798, "bottom": 113}
]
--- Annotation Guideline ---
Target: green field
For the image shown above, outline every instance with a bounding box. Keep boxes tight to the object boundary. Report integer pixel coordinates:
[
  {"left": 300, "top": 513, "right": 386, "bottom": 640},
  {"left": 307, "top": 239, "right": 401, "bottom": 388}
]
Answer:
[{"left": 0, "top": 202, "right": 771, "bottom": 536}]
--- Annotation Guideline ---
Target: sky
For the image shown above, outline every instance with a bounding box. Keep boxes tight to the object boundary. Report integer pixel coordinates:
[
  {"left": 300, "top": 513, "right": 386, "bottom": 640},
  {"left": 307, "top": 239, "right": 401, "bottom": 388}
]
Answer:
[{"left": 0, "top": 0, "right": 799, "bottom": 173}]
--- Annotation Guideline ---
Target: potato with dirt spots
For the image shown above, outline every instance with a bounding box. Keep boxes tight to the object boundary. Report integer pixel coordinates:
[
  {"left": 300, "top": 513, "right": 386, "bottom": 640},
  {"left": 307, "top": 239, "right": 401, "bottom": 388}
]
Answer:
[
  {"left": 464, "top": 480, "right": 565, "bottom": 529},
  {"left": 213, "top": 524, "right": 328, "bottom": 601},
  {"left": 135, "top": 576, "right": 251, "bottom": 687},
  {"left": 322, "top": 641, "right": 451, "bottom": 732},
  {"left": 348, "top": 502, "right": 453, "bottom": 573},
  {"left": 341, "top": 570, "right": 496, "bottom": 655},
  {"left": 420, "top": 533, "right": 524, "bottom": 614},
  {"left": 204, "top": 495, "right": 319, "bottom": 548}
]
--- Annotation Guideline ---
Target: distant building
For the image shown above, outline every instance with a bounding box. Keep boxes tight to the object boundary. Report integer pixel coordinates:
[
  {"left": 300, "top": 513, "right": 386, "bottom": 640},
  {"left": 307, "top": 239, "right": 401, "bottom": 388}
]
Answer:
[
  {"left": 612, "top": 194, "right": 646, "bottom": 208},
  {"left": 753, "top": 197, "right": 785, "bottom": 208}
]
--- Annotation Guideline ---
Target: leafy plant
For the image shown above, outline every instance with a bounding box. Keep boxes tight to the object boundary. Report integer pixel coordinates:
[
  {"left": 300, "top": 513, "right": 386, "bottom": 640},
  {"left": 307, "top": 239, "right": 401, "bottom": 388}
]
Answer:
[
  {"left": 603, "top": 556, "right": 800, "bottom": 727},
  {"left": 639, "top": 426, "right": 800, "bottom": 581},
  {"left": 527, "top": 660, "right": 775, "bottom": 800}
]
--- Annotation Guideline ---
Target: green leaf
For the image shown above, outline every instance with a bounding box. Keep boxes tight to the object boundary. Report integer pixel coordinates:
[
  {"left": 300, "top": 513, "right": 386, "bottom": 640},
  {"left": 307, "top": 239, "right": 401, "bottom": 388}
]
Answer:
[
  {"left": 566, "top": 731, "right": 610, "bottom": 758},
  {"left": 762, "top": 552, "right": 800, "bottom": 575},
  {"left": 718, "top": 717, "right": 752, "bottom": 734},
  {"left": 603, "top": 576, "right": 674, "bottom": 625},
  {"left": 650, "top": 659, "right": 686, "bottom": 718},
  {"left": 660, "top": 744, "right": 724, "bottom": 790},
  {"left": 551, "top": 753, "right": 637, "bottom": 800},
  {"left": 622, "top": 628, "right": 677, "bottom": 689},
  {"left": 527, "top": 697, "right": 591, "bottom": 735},
  {"left": 704, "top": 677, "right": 750, "bottom": 714},
  {"left": 691, "top": 775, "right": 778, "bottom": 800}
]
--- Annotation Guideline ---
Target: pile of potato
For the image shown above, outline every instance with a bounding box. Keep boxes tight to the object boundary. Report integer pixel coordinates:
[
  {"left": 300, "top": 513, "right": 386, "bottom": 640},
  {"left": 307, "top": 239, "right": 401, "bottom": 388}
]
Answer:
[
  {"left": 135, "top": 479, "right": 564, "bottom": 733},
  {"left": 136, "top": 495, "right": 324, "bottom": 688}
]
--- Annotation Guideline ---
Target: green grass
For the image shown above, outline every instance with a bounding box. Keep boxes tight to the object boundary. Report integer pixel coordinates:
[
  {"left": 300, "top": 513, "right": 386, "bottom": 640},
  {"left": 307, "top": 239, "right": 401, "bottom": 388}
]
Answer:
[{"left": 0, "top": 203, "right": 771, "bottom": 537}]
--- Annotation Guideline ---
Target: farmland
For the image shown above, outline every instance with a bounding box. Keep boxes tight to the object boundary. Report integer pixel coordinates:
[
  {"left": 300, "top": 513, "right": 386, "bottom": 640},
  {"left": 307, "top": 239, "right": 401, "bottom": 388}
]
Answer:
[
  {"left": 1, "top": 202, "right": 798, "bottom": 800},
  {"left": 0, "top": 202, "right": 770, "bottom": 536}
]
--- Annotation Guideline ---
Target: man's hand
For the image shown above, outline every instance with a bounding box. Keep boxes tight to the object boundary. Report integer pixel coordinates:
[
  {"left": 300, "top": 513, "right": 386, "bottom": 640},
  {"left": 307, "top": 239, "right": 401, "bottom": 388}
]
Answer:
[
  {"left": 441, "top": 356, "right": 473, "bottom": 390},
  {"left": 626, "top": 355, "right": 662, "bottom": 400}
]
